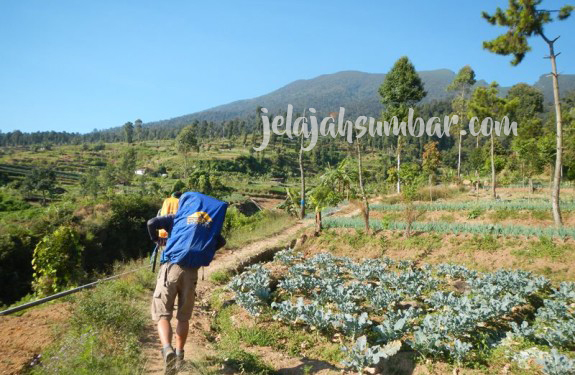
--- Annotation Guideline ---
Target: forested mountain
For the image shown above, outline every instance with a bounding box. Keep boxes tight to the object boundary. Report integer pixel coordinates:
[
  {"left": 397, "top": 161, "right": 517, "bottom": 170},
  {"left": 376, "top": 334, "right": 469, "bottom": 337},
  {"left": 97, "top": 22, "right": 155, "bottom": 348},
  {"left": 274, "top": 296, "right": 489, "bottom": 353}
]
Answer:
[
  {"left": 2, "top": 69, "right": 574, "bottom": 145},
  {"left": 144, "top": 69, "right": 575, "bottom": 129}
]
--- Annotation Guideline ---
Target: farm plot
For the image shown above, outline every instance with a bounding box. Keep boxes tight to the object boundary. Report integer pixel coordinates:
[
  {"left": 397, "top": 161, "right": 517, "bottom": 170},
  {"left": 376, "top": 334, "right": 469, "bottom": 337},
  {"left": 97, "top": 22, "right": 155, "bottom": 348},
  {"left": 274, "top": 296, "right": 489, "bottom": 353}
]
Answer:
[
  {"left": 323, "top": 217, "right": 575, "bottom": 239},
  {"left": 228, "top": 249, "right": 575, "bottom": 374}
]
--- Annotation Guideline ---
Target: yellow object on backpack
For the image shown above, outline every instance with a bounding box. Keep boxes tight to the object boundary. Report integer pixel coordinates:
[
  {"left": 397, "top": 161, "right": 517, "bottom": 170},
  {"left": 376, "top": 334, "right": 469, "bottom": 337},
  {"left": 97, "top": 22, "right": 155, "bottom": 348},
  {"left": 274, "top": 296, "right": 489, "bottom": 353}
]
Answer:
[{"left": 158, "top": 196, "right": 179, "bottom": 239}]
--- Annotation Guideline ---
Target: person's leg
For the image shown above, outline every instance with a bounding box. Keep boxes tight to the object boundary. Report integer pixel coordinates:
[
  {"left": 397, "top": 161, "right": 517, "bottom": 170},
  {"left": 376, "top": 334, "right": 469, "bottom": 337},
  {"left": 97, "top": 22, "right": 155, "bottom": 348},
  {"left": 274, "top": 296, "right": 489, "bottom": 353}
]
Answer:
[
  {"left": 174, "top": 266, "right": 198, "bottom": 359},
  {"left": 175, "top": 320, "right": 189, "bottom": 350},
  {"left": 158, "top": 317, "right": 173, "bottom": 346}
]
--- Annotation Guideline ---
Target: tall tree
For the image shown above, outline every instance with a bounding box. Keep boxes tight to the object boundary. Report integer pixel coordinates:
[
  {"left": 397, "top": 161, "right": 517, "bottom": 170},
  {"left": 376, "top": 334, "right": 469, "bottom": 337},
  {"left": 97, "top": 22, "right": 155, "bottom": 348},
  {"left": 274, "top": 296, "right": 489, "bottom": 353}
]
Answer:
[
  {"left": 447, "top": 66, "right": 476, "bottom": 179},
  {"left": 117, "top": 148, "right": 137, "bottom": 185},
  {"left": 482, "top": 0, "right": 574, "bottom": 225},
  {"left": 422, "top": 141, "right": 441, "bottom": 201},
  {"left": 469, "top": 83, "right": 517, "bottom": 199},
  {"left": 123, "top": 122, "right": 134, "bottom": 144},
  {"left": 134, "top": 119, "right": 143, "bottom": 141},
  {"left": 508, "top": 84, "right": 545, "bottom": 193},
  {"left": 176, "top": 125, "right": 198, "bottom": 178},
  {"left": 299, "top": 131, "right": 306, "bottom": 219},
  {"left": 378, "top": 56, "right": 427, "bottom": 193}
]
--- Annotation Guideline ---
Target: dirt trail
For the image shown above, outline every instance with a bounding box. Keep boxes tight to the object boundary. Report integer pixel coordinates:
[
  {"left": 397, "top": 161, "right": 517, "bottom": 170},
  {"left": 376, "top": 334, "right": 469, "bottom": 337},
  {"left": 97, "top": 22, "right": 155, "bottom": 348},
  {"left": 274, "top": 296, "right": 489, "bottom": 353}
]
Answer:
[{"left": 142, "top": 218, "right": 313, "bottom": 374}]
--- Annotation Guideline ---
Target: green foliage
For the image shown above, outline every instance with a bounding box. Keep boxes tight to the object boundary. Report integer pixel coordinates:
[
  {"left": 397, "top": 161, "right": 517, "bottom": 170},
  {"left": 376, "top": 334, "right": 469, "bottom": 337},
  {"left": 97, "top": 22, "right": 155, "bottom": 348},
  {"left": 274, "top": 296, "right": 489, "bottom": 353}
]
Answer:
[
  {"left": 372, "top": 200, "right": 575, "bottom": 213},
  {"left": 210, "top": 269, "right": 233, "bottom": 285},
  {"left": 398, "top": 162, "right": 423, "bottom": 202},
  {"left": 22, "top": 167, "right": 57, "bottom": 205},
  {"left": 512, "top": 237, "right": 568, "bottom": 260},
  {"left": 32, "top": 226, "right": 84, "bottom": 296},
  {"left": 32, "top": 268, "right": 149, "bottom": 375},
  {"left": 116, "top": 148, "right": 137, "bottom": 185},
  {"left": 379, "top": 56, "right": 427, "bottom": 108},
  {"left": 123, "top": 121, "right": 134, "bottom": 144},
  {"left": 482, "top": 1, "right": 573, "bottom": 65},
  {"left": 188, "top": 170, "right": 232, "bottom": 199},
  {"left": 79, "top": 168, "right": 101, "bottom": 199},
  {"left": 72, "top": 279, "right": 146, "bottom": 334},
  {"left": 323, "top": 217, "right": 575, "bottom": 238},
  {"left": 468, "top": 207, "right": 484, "bottom": 219},
  {"left": 176, "top": 124, "right": 199, "bottom": 154},
  {"left": 0, "top": 190, "right": 30, "bottom": 211},
  {"left": 469, "top": 234, "right": 498, "bottom": 253}
]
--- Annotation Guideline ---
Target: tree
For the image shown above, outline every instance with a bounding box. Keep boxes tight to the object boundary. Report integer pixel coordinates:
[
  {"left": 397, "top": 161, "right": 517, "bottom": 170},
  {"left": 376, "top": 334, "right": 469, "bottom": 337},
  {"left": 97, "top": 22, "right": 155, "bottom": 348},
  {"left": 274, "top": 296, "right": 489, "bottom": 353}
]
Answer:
[
  {"left": 447, "top": 66, "right": 476, "bottom": 179},
  {"left": 398, "top": 163, "right": 424, "bottom": 238},
  {"left": 117, "top": 148, "right": 137, "bottom": 185},
  {"left": 299, "top": 131, "right": 306, "bottom": 219},
  {"left": 378, "top": 56, "right": 427, "bottom": 193},
  {"left": 23, "top": 167, "right": 56, "bottom": 206},
  {"left": 80, "top": 168, "right": 101, "bottom": 199},
  {"left": 309, "top": 176, "right": 342, "bottom": 234},
  {"left": 356, "top": 138, "right": 370, "bottom": 233},
  {"left": 422, "top": 141, "right": 441, "bottom": 201},
  {"left": 32, "top": 226, "right": 84, "bottom": 296},
  {"left": 508, "top": 84, "right": 545, "bottom": 193},
  {"left": 135, "top": 119, "right": 143, "bottom": 141},
  {"left": 176, "top": 125, "right": 198, "bottom": 178},
  {"left": 123, "top": 122, "right": 134, "bottom": 144},
  {"left": 469, "top": 83, "right": 517, "bottom": 199},
  {"left": 482, "top": 0, "right": 574, "bottom": 225}
]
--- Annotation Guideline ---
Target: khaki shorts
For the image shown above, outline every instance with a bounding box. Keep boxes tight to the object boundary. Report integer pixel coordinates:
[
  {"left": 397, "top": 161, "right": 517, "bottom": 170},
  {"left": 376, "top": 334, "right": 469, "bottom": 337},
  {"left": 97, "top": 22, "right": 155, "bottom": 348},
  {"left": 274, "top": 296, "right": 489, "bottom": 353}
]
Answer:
[{"left": 151, "top": 263, "right": 199, "bottom": 322}]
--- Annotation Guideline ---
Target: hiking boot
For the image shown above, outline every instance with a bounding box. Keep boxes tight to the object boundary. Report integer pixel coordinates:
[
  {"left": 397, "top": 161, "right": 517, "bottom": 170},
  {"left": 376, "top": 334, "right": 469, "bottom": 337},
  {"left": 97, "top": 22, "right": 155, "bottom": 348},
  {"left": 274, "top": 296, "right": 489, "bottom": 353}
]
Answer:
[
  {"left": 176, "top": 352, "right": 185, "bottom": 372},
  {"left": 162, "top": 346, "right": 176, "bottom": 375}
]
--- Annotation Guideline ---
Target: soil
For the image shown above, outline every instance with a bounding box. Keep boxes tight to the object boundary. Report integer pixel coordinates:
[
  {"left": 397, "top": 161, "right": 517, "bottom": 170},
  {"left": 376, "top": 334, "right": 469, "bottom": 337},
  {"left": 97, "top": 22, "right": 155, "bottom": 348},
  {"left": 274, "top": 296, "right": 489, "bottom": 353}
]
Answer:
[{"left": 0, "top": 303, "right": 71, "bottom": 375}]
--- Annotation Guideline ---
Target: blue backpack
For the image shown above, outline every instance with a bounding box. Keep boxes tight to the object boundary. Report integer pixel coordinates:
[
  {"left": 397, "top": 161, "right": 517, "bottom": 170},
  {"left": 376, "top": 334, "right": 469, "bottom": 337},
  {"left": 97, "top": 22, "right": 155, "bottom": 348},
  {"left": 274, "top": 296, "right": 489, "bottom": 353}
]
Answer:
[{"left": 161, "top": 192, "right": 228, "bottom": 268}]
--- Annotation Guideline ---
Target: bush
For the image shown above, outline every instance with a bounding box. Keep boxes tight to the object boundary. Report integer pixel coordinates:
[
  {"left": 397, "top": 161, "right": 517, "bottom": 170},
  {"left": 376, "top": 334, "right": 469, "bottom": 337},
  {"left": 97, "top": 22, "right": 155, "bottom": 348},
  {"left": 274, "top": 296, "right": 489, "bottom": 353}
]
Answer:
[
  {"left": 0, "top": 190, "right": 30, "bottom": 211},
  {"left": 32, "top": 226, "right": 85, "bottom": 296}
]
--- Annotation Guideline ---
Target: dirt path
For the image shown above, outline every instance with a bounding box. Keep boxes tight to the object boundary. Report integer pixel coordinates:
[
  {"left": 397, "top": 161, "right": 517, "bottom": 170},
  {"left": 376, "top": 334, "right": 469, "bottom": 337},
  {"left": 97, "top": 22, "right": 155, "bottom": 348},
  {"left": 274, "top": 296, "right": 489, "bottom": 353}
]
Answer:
[{"left": 142, "top": 218, "right": 313, "bottom": 374}]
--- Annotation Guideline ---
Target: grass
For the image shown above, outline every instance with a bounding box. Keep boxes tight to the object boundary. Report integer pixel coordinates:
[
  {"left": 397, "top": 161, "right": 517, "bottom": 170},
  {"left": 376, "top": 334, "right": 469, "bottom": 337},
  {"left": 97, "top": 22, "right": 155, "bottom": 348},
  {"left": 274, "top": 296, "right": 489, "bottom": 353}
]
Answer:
[
  {"left": 28, "top": 260, "right": 154, "bottom": 375},
  {"left": 225, "top": 210, "right": 296, "bottom": 249},
  {"left": 511, "top": 237, "right": 569, "bottom": 261},
  {"left": 210, "top": 269, "right": 233, "bottom": 285}
]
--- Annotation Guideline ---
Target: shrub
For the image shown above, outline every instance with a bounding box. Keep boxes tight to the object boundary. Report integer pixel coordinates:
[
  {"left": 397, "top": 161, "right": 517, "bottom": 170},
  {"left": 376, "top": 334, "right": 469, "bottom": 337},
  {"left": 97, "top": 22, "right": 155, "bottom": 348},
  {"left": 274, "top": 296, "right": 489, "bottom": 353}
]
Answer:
[{"left": 32, "top": 226, "right": 84, "bottom": 296}]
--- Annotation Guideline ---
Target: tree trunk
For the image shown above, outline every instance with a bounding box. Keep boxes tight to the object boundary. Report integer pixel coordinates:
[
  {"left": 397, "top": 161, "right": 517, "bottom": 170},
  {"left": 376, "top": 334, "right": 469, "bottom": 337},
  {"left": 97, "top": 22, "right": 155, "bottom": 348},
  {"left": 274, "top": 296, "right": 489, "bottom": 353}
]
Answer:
[
  {"left": 357, "top": 141, "right": 370, "bottom": 233},
  {"left": 396, "top": 136, "right": 401, "bottom": 194},
  {"left": 543, "top": 36, "right": 563, "bottom": 227},
  {"left": 299, "top": 134, "right": 306, "bottom": 220},
  {"left": 491, "top": 133, "right": 496, "bottom": 199},
  {"left": 457, "top": 132, "right": 462, "bottom": 180},
  {"left": 475, "top": 170, "right": 480, "bottom": 202},
  {"left": 315, "top": 210, "right": 322, "bottom": 234},
  {"left": 429, "top": 174, "right": 433, "bottom": 202}
]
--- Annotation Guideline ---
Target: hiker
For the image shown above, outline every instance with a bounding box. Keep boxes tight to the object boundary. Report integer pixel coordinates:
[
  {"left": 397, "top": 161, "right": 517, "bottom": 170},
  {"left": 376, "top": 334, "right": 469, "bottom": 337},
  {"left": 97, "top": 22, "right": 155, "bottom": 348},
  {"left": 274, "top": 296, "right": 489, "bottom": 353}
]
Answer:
[{"left": 147, "top": 192, "right": 227, "bottom": 374}]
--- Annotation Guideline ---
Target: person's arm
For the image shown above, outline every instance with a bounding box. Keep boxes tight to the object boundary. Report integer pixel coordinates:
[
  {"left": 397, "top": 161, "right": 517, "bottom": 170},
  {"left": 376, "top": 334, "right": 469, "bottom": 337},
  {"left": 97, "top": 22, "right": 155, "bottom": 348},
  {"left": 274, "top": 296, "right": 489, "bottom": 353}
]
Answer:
[
  {"left": 215, "top": 234, "right": 226, "bottom": 250},
  {"left": 147, "top": 215, "right": 175, "bottom": 243}
]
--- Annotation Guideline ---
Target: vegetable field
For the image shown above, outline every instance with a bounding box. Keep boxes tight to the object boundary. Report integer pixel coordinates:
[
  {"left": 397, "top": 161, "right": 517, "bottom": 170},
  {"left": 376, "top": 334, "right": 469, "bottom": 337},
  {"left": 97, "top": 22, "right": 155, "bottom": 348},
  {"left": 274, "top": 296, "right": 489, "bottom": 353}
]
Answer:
[
  {"left": 229, "top": 249, "right": 575, "bottom": 374},
  {"left": 323, "top": 217, "right": 575, "bottom": 239}
]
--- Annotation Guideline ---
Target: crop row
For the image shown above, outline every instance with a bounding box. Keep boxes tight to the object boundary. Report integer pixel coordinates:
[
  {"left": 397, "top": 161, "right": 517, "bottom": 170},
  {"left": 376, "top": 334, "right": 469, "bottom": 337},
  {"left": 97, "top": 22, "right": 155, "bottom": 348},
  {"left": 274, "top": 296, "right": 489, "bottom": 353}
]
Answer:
[
  {"left": 322, "top": 217, "right": 575, "bottom": 239},
  {"left": 228, "top": 250, "right": 575, "bottom": 374},
  {"left": 371, "top": 200, "right": 575, "bottom": 212}
]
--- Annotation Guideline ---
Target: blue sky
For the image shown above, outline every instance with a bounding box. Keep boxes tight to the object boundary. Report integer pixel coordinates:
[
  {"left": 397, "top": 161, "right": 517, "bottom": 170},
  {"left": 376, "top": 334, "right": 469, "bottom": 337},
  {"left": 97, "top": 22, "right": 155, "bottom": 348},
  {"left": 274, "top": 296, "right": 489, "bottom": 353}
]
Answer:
[{"left": 1, "top": 0, "right": 573, "bottom": 133}]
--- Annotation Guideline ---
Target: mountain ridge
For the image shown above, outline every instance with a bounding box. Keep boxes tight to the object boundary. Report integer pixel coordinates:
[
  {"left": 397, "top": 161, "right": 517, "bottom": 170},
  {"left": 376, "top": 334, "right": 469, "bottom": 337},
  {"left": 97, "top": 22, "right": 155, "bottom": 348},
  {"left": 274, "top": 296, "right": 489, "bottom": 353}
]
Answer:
[{"left": 143, "top": 69, "right": 575, "bottom": 130}]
